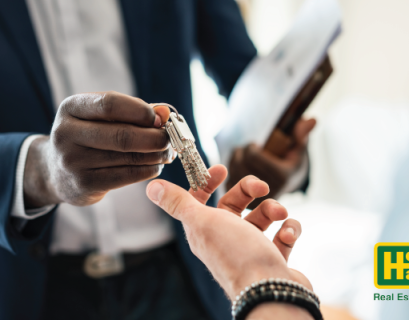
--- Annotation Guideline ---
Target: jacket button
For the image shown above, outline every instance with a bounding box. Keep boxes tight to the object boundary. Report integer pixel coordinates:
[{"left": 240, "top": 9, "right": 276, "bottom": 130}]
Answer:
[{"left": 29, "top": 243, "right": 46, "bottom": 260}]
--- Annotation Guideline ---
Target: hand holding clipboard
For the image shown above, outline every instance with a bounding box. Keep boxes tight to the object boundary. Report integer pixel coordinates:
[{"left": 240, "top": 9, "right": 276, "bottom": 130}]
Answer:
[
  {"left": 215, "top": 0, "right": 341, "bottom": 203},
  {"left": 264, "top": 56, "right": 333, "bottom": 157}
]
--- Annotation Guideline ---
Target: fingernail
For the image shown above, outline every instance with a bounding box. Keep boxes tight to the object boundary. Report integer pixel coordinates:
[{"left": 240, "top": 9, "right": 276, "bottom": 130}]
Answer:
[
  {"left": 154, "top": 114, "right": 162, "bottom": 128},
  {"left": 148, "top": 182, "right": 164, "bottom": 203},
  {"left": 286, "top": 227, "right": 295, "bottom": 236}
]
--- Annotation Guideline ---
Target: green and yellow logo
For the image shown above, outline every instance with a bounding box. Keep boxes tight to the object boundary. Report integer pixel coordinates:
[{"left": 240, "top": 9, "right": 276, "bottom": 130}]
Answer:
[{"left": 375, "top": 243, "right": 409, "bottom": 289}]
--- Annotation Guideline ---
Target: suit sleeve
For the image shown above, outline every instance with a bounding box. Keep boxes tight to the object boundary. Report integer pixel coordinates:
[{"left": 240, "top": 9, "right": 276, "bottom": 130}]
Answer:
[
  {"left": 196, "top": 0, "right": 257, "bottom": 98},
  {"left": 0, "top": 133, "right": 54, "bottom": 254}
]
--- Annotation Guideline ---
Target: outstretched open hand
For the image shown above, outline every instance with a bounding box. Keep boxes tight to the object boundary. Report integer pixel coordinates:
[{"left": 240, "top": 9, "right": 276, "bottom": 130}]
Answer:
[{"left": 146, "top": 164, "right": 311, "bottom": 300}]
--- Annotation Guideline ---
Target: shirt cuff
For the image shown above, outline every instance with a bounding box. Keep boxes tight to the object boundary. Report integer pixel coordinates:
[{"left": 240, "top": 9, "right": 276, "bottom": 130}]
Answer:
[{"left": 11, "top": 135, "right": 56, "bottom": 220}]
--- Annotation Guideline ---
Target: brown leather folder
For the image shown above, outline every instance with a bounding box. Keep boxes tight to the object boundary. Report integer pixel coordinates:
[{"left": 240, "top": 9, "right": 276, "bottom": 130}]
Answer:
[{"left": 264, "top": 55, "right": 333, "bottom": 157}]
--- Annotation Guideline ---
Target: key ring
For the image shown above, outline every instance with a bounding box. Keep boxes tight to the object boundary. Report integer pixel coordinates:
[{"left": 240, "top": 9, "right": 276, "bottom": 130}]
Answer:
[{"left": 150, "top": 103, "right": 181, "bottom": 121}]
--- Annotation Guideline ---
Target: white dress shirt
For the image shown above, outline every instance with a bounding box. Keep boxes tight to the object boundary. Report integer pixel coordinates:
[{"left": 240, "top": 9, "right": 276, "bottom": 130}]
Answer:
[{"left": 11, "top": 0, "right": 175, "bottom": 255}]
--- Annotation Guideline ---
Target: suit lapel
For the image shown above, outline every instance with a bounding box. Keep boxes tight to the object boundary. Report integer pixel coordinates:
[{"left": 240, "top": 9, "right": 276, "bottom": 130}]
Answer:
[
  {"left": 0, "top": 0, "right": 54, "bottom": 122},
  {"left": 119, "top": 0, "right": 154, "bottom": 101}
]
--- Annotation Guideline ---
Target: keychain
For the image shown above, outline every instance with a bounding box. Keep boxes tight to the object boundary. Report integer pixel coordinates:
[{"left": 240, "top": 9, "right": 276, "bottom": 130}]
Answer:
[{"left": 151, "top": 103, "right": 211, "bottom": 191}]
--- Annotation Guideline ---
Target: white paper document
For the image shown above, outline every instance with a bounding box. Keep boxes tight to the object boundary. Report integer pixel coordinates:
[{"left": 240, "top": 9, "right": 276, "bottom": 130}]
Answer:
[{"left": 215, "top": 0, "right": 342, "bottom": 166}]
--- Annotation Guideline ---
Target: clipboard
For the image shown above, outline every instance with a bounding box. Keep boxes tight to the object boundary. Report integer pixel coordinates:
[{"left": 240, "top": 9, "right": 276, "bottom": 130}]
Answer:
[
  {"left": 264, "top": 55, "right": 333, "bottom": 157},
  {"left": 215, "top": 0, "right": 342, "bottom": 167}
]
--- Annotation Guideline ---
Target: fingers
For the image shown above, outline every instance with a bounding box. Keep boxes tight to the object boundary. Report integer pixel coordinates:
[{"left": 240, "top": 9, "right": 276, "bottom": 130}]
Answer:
[
  {"left": 226, "top": 147, "right": 252, "bottom": 191},
  {"left": 273, "top": 219, "right": 302, "bottom": 262},
  {"left": 77, "top": 164, "right": 165, "bottom": 202},
  {"left": 65, "top": 146, "right": 175, "bottom": 169},
  {"left": 60, "top": 92, "right": 160, "bottom": 127},
  {"left": 146, "top": 179, "right": 201, "bottom": 223},
  {"left": 244, "top": 199, "right": 288, "bottom": 231},
  {"left": 241, "top": 145, "right": 287, "bottom": 201},
  {"left": 218, "top": 175, "right": 269, "bottom": 216},
  {"left": 282, "top": 119, "right": 315, "bottom": 165},
  {"left": 61, "top": 119, "right": 169, "bottom": 152},
  {"left": 242, "top": 144, "right": 284, "bottom": 170},
  {"left": 189, "top": 165, "right": 228, "bottom": 204},
  {"left": 293, "top": 118, "right": 316, "bottom": 148}
]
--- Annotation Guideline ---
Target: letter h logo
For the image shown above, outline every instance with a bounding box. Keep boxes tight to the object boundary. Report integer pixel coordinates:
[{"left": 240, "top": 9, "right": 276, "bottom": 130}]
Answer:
[{"left": 375, "top": 243, "right": 409, "bottom": 288}]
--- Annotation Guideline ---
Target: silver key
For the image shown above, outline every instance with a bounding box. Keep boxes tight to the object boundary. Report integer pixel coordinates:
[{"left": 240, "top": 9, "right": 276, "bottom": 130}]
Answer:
[{"left": 165, "top": 112, "right": 211, "bottom": 191}]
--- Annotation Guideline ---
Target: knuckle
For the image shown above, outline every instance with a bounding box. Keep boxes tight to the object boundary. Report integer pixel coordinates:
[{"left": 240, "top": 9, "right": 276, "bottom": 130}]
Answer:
[
  {"left": 243, "top": 144, "right": 259, "bottom": 162},
  {"left": 262, "top": 199, "right": 288, "bottom": 220},
  {"left": 128, "top": 152, "right": 144, "bottom": 165},
  {"left": 128, "top": 164, "right": 161, "bottom": 180},
  {"left": 60, "top": 152, "right": 77, "bottom": 170},
  {"left": 109, "top": 167, "right": 127, "bottom": 185},
  {"left": 126, "top": 151, "right": 170, "bottom": 166},
  {"left": 259, "top": 200, "right": 276, "bottom": 221},
  {"left": 115, "top": 127, "right": 134, "bottom": 151},
  {"left": 240, "top": 177, "right": 256, "bottom": 198},
  {"left": 58, "top": 94, "right": 86, "bottom": 118},
  {"left": 58, "top": 95, "right": 75, "bottom": 113},
  {"left": 286, "top": 218, "right": 302, "bottom": 233},
  {"left": 160, "top": 148, "right": 173, "bottom": 164},
  {"left": 134, "top": 98, "right": 154, "bottom": 119},
  {"left": 260, "top": 199, "right": 273, "bottom": 211},
  {"left": 51, "top": 124, "right": 70, "bottom": 148},
  {"left": 133, "top": 97, "right": 145, "bottom": 105},
  {"left": 147, "top": 164, "right": 163, "bottom": 177},
  {"left": 100, "top": 91, "right": 118, "bottom": 119},
  {"left": 243, "top": 144, "right": 253, "bottom": 154},
  {"left": 76, "top": 170, "right": 95, "bottom": 191},
  {"left": 125, "top": 165, "right": 138, "bottom": 178},
  {"left": 223, "top": 201, "right": 244, "bottom": 215},
  {"left": 229, "top": 148, "right": 243, "bottom": 167},
  {"left": 105, "top": 150, "right": 118, "bottom": 163},
  {"left": 244, "top": 175, "right": 259, "bottom": 182},
  {"left": 275, "top": 202, "right": 288, "bottom": 218},
  {"left": 154, "top": 131, "right": 170, "bottom": 150}
]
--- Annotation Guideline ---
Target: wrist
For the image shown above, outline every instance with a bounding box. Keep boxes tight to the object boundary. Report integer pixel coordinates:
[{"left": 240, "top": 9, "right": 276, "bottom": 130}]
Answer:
[
  {"left": 24, "top": 136, "right": 60, "bottom": 208},
  {"left": 231, "top": 278, "right": 321, "bottom": 320},
  {"left": 247, "top": 303, "right": 314, "bottom": 320},
  {"left": 227, "top": 266, "right": 291, "bottom": 300}
]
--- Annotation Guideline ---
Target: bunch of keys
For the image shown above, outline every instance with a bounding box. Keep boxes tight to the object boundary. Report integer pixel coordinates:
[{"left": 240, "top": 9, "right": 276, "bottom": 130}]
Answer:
[{"left": 153, "top": 104, "right": 211, "bottom": 191}]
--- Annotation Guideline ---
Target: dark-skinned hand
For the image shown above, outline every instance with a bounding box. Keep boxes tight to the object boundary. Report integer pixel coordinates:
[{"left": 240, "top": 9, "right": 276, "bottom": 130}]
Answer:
[
  {"left": 227, "top": 118, "right": 316, "bottom": 209},
  {"left": 23, "top": 91, "right": 175, "bottom": 208}
]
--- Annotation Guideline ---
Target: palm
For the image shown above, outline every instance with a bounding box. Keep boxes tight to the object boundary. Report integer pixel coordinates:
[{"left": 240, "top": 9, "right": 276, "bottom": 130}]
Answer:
[{"left": 147, "top": 164, "right": 312, "bottom": 299}]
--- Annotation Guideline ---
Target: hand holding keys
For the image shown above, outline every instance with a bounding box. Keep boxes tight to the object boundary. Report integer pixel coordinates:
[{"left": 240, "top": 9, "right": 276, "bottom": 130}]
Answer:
[{"left": 165, "top": 112, "right": 211, "bottom": 191}]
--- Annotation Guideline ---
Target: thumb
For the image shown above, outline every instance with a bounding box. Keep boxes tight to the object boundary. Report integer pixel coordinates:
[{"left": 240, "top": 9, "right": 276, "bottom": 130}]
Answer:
[
  {"left": 293, "top": 118, "right": 316, "bottom": 147},
  {"left": 146, "top": 179, "right": 200, "bottom": 222},
  {"left": 151, "top": 103, "right": 171, "bottom": 126}
]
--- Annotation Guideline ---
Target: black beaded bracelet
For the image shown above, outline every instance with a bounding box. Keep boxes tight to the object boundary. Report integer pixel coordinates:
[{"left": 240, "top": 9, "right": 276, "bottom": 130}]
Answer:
[{"left": 231, "top": 278, "right": 323, "bottom": 320}]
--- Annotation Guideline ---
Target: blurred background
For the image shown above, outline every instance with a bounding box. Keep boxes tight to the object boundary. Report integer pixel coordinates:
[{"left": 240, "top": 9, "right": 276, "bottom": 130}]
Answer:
[{"left": 191, "top": 1, "right": 409, "bottom": 319}]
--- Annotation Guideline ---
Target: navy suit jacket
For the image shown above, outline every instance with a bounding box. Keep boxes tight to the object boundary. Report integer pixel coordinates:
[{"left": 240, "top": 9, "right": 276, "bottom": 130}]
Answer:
[{"left": 0, "top": 0, "right": 256, "bottom": 319}]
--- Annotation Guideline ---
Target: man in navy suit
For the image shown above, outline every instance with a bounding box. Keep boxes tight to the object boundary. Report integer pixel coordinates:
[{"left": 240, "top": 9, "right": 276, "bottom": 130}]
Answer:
[{"left": 0, "top": 0, "right": 314, "bottom": 319}]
